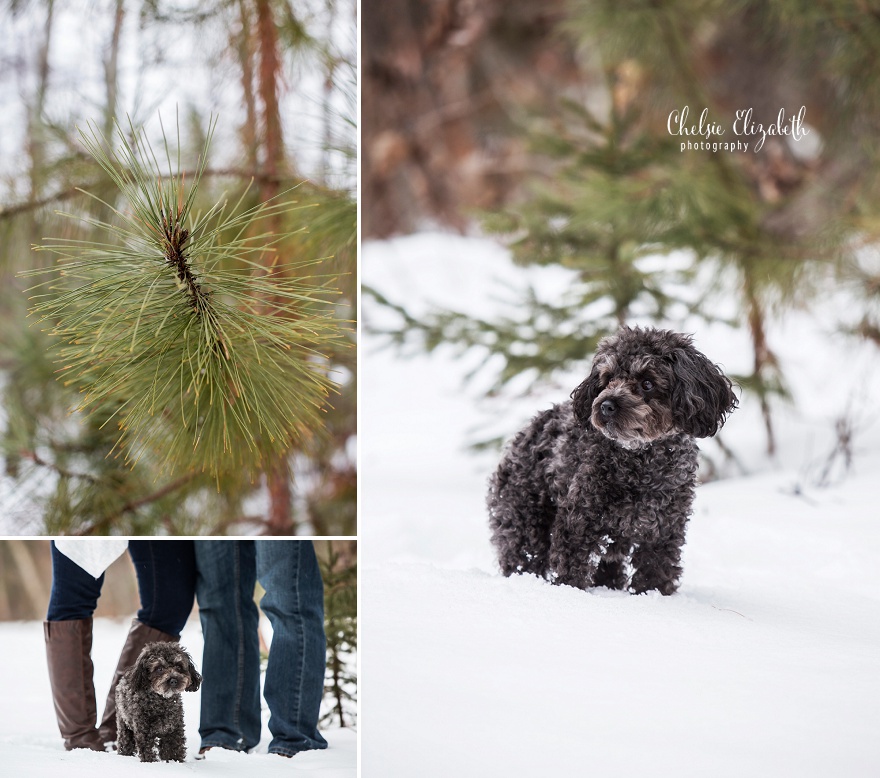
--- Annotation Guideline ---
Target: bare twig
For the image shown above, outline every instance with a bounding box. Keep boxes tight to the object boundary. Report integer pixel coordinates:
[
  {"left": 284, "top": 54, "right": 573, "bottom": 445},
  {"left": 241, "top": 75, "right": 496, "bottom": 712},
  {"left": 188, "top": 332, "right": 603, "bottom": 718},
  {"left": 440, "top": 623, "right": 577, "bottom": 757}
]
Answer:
[
  {"left": 0, "top": 167, "right": 333, "bottom": 222},
  {"left": 73, "top": 472, "right": 198, "bottom": 536},
  {"left": 20, "top": 450, "right": 100, "bottom": 484}
]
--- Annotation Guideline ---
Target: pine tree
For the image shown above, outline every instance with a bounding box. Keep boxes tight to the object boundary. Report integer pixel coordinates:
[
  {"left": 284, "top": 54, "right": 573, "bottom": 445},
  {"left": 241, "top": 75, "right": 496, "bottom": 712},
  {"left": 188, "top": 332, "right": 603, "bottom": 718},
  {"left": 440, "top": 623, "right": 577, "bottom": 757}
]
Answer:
[
  {"left": 368, "top": 0, "right": 880, "bottom": 457},
  {"left": 0, "top": 1, "right": 356, "bottom": 534}
]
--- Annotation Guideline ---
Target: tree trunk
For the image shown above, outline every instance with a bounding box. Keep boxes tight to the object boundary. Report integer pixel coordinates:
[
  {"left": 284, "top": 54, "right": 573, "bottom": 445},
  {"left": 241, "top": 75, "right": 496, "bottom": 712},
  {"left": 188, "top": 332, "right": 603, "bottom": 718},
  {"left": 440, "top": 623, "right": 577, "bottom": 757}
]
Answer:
[
  {"left": 236, "top": 0, "right": 259, "bottom": 168},
  {"left": 744, "top": 275, "right": 777, "bottom": 457},
  {"left": 103, "top": 0, "right": 125, "bottom": 138},
  {"left": 27, "top": 0, "right": 55, "bottom": 247},
  {"left": 256, "top": 0, "right": 284, "bottom": 194},
  {"left": 255, "top": 0, "right": 295, "bottom": 533},
  {"left": 361, "top": 0, "right": 573, "bottom": 237}
]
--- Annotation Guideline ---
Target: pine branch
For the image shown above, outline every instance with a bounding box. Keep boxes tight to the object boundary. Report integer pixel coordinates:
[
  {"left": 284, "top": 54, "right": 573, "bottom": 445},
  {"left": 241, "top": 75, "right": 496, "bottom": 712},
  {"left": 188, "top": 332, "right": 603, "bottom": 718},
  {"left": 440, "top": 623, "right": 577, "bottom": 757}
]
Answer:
[
  {"left": 21, "top": 116, "right": 345, "bottom": 479},
  {"left": 0, "top": 187, "right": 85, "bottom": 221},
  {"left": 72, "top": 472, "right": 197, "bottom": 536},
  {"left": 0, "top": 168, "right": 340, "bottom": 222},
  {"left": 19, "top": 450, "right": 100, "bottom": 484}
]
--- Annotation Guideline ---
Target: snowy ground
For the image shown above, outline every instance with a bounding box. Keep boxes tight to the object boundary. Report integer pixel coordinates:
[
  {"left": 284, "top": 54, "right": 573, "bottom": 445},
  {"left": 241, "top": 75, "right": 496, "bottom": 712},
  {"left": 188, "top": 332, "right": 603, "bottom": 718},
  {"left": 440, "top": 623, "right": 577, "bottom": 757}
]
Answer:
[
  {"left": 0, "top": 618, "right": 356, "bottom": 777},
  {"left": 360, "top": 232, "right": 880, "bottom": 777}
]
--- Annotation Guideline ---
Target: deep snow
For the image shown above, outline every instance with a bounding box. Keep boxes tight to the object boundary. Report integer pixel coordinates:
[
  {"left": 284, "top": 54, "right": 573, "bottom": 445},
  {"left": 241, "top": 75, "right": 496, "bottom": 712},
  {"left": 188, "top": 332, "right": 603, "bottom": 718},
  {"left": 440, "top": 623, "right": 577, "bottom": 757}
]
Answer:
[
  {"left": 0, "top": 617, "right": 356, "bottom": 777},
  {"left": 360, "top": 232, "right": 880, "bottom": 777}
]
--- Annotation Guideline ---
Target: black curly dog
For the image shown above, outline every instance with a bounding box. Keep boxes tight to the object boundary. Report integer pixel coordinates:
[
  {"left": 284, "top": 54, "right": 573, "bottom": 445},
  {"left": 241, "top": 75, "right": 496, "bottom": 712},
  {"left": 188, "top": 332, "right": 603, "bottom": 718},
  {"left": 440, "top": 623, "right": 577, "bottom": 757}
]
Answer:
[
  {"left": 115, "top": 641, "right": 201, "bottom": 762},
  {"left": 488, "top": 326, "right": 737, "bottom": 595}
]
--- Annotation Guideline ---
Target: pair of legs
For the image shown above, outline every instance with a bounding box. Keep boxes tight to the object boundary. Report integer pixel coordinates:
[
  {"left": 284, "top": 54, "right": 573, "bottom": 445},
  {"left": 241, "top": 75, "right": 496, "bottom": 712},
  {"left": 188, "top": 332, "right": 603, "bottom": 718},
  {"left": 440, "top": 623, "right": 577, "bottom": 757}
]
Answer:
[
  {"left": 195, "top": 540, "right": 328, "bottom": 756},
  {"left": 44, "top": 540, "right": 196, "bottom": 750}
]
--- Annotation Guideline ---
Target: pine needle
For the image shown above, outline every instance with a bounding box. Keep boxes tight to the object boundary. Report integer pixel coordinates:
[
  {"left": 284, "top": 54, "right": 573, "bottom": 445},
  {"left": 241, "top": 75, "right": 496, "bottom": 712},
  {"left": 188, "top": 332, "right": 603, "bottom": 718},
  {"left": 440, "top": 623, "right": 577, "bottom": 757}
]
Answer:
[{"left": 22, "top": 116, "right": 343, "bottom": 478}]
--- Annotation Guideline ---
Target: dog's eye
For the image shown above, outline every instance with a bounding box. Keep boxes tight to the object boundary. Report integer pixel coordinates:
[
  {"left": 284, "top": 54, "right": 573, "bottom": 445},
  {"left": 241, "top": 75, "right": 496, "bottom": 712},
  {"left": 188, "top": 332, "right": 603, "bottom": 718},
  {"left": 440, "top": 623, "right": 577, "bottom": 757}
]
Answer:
[{"left": 641, "top": 379, "right": 654, "bottom": 392}]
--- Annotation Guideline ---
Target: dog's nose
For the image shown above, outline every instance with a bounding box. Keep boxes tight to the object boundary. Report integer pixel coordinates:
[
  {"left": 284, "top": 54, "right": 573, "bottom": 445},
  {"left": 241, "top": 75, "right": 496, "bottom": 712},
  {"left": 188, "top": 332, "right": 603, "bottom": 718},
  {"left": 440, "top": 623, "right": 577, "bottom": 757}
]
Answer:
[
  {"left": 599, "top": 399, "right": 616, "bottom": 418},
  {"left": 169, "top": 677, "right": 179, "bottom": 688}
]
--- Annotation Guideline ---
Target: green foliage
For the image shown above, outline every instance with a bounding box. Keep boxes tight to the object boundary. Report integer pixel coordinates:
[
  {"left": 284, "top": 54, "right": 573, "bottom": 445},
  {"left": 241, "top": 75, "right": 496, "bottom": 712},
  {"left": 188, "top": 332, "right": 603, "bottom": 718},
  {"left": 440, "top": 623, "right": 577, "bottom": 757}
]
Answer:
[
  {"left": 23, "top": 119, "right": 343, "bottom": 479},
  {"left": 320, "top": 541, "right": 357, "bottom": 728},
  {"left": 0, "top": 1, "right": 356, "bottom": 534},
  {"left": 367, "top": 82, "right": 721, "bottom": 396},
  {"left": 368, "top": 0, "right": 880, "bottom": 456}
]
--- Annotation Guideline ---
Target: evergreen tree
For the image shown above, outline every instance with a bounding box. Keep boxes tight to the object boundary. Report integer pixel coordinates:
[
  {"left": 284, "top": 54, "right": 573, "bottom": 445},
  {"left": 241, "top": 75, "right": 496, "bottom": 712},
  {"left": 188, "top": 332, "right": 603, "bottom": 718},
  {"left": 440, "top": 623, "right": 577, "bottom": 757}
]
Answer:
[
  {"left": 368, "top": 0, "right": 880, "bottom": 457},
  {"left": 0, "top": 0, "right": 356, "bottom": 534}
]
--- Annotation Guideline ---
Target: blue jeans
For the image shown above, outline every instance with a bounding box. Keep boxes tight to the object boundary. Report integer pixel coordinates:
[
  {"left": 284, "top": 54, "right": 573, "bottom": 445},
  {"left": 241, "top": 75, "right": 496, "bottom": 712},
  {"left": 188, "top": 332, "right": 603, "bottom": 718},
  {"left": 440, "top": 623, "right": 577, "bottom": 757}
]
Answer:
[
  {"left": 195, "top": 540, "right": 328, "bottom": 756},
  {"left": 47, "top": 540, "right": 196, "bottom": 635}
]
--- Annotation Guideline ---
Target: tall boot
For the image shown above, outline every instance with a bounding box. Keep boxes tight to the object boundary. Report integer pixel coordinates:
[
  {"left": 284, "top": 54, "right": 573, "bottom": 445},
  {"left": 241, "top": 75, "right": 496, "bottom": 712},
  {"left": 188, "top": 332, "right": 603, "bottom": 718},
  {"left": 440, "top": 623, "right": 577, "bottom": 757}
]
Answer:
[
  {"left": 97, "top": 618, "right": 179, "bottom": 744},
  {"left": 44, "top": 619, "right": 104, "bottom": 751}
]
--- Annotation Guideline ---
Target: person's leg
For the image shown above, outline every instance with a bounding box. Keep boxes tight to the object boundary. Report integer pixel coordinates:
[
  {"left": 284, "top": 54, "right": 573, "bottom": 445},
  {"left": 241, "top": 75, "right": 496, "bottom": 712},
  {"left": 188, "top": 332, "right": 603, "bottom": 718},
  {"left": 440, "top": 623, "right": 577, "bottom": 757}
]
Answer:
[
  {"left": 98, "top": 540, "right": 197, "bottom": 743},
  {"left": 195, "top": 540, "right": 262, "bottom": 752},
  {"left": 256, "top": 540, "right": 329, "bottom": 756},
  {"left": 46, "top": 541, "right": 103, "bottom": 622},
  {"left": 128, "top": 539, "right": 197, "bottom": 634},
  {"left": 44, "top": 541, "right": 105, "bottom": 751}
]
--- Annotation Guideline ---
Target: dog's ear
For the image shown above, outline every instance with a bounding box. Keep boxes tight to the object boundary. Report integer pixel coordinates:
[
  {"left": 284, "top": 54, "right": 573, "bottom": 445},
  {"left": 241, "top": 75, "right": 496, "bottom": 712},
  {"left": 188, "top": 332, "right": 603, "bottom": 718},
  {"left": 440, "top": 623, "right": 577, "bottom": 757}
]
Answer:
[
  {"left": 571, "top": 364, "right": 601, "bottom": 426},
  {"left": 131, "top": 649, "right": 153, "bottom": 692},
  {"left": 669, "top": 346, "right": 738, "bottom": 437},
  {"left": 184, "top": 653, "right": 201, "bottom": 692}
]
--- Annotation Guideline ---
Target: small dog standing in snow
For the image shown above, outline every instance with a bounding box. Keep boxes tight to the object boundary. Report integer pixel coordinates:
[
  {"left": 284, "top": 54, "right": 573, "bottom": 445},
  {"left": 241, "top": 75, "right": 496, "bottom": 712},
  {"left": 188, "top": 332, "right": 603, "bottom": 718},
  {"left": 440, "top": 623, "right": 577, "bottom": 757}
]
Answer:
[
  {"left": 488, "top": 326, "right": 737, "bottom": 595},
  {"left": 115, "top": 641, "right": 201, "bottom": 762}
]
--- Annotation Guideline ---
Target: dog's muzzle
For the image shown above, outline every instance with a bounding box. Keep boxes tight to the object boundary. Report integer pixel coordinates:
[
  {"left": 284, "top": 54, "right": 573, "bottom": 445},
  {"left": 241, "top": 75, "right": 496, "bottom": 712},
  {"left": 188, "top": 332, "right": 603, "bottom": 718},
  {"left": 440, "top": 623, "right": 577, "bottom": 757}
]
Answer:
[
  {"left": 591, "top": 390, "right": 657, "bottom": 448},
  {"left": 157, "top": 673, "right": 188, "bottom": 698}
]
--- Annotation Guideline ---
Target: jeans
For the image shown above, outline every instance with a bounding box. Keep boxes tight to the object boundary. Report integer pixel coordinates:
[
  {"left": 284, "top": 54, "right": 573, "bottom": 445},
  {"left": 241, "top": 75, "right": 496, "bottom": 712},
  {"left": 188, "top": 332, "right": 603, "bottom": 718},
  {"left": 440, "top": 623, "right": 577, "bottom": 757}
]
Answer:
[
  {"left": 47, "top": 540, "right": 196, "bottom": 635},
  {"left": 195, "top": 540, "right": 328, "bottom": 755}
]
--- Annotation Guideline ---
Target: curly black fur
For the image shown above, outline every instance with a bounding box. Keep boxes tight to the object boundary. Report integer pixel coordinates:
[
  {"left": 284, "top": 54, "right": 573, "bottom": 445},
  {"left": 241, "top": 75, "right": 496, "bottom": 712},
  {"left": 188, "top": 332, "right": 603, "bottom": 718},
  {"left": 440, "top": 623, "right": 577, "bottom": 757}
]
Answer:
[
  {"left": 488, "top": 326, "right": 737, "bottom": 595},
  {"left": 115, "top": 641, "right": 201, "bottom": 762}
]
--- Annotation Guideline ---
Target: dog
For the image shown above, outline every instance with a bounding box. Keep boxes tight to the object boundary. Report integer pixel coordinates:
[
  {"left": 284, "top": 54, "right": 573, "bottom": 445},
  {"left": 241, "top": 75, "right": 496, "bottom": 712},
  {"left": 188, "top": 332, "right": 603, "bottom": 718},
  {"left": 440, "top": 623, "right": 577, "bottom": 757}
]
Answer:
[
  {"left": 115, "top": 641, "right": 201, "bottom": 762},
  {"left": 488, "top": 326, "right": 737, "bottom": 595}
]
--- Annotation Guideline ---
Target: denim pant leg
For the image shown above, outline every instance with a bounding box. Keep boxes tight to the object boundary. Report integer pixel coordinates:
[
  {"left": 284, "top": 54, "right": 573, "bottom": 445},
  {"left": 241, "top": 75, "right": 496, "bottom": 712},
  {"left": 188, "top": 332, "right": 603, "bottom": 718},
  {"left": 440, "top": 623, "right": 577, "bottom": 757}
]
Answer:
[
  {"left": 194, "top": 540, "right": 261, "bottom": 751},
  {"left": 128, "top": 540, "right": 196, "bottom": 635},
  {"left": 47, "top": 541, "right": 104, "bottom": 620},
  {"left": 256, "top": 540, "right": 328, "bottom": 755}
]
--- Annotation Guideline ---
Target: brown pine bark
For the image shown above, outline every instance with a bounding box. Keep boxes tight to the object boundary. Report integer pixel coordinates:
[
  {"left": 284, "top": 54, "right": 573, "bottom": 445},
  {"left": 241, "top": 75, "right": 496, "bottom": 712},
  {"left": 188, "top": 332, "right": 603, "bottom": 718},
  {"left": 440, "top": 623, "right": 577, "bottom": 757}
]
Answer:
[
  {"left": 361, "top": 0, "right": 574, "bottom": 237},
  {"left": 256, "top": 0, "right": 284, "bottom": 196},
  {"left": 744, "top": 276, "right": 778, "bottom": 457},
  {"left": 254, "top": 0, "right": 295, "bottom": 534},
  {"left": 103, "top": 0, "right": 125, "bottom": 138},
  {"left": 235, "top": 0, "right": 259, "bottom": 168}
]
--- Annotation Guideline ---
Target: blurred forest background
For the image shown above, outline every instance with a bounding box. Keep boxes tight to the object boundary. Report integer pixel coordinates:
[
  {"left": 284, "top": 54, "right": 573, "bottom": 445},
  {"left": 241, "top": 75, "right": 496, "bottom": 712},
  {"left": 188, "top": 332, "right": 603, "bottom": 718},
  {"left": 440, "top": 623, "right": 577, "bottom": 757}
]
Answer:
[
  {"left": 0, "top": 539, "right": 357, "bottom": 727},
  {"left": 0, "top": 0, "right": 356, "bottom": 535},
  {"left": 363, "top": 0, "right": 880, "bottom": 463}
]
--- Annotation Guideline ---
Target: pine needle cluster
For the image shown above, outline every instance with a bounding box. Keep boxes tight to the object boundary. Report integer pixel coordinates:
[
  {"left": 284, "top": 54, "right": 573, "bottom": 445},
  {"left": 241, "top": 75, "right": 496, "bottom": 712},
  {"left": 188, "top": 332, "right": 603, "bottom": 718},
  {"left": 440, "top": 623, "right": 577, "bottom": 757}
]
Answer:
[{"left": 23, "top": 118, "right": 343, "bottom": 479}]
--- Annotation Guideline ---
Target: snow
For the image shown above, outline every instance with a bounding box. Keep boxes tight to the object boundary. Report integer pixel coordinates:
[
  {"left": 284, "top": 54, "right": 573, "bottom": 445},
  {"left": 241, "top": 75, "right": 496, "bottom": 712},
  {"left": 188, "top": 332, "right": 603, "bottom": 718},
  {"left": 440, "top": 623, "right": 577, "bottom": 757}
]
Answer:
[
  {"left": 0, "top": 618, "right": 356, "bottom": 777},
  {"left": 360, "top": 232, "right": 880, "bottom": 776}
]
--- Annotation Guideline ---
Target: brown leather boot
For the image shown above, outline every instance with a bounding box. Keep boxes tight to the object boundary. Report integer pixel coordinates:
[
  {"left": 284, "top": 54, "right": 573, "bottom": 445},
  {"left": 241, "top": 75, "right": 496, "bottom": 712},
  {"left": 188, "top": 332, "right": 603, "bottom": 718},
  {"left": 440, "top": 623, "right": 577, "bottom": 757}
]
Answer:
[
  {"left": 97, "top": 618, "right": 179, "bottom": 745},
  {"left": 44, "top": 619, "right": 105, "bottom": 751}
]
